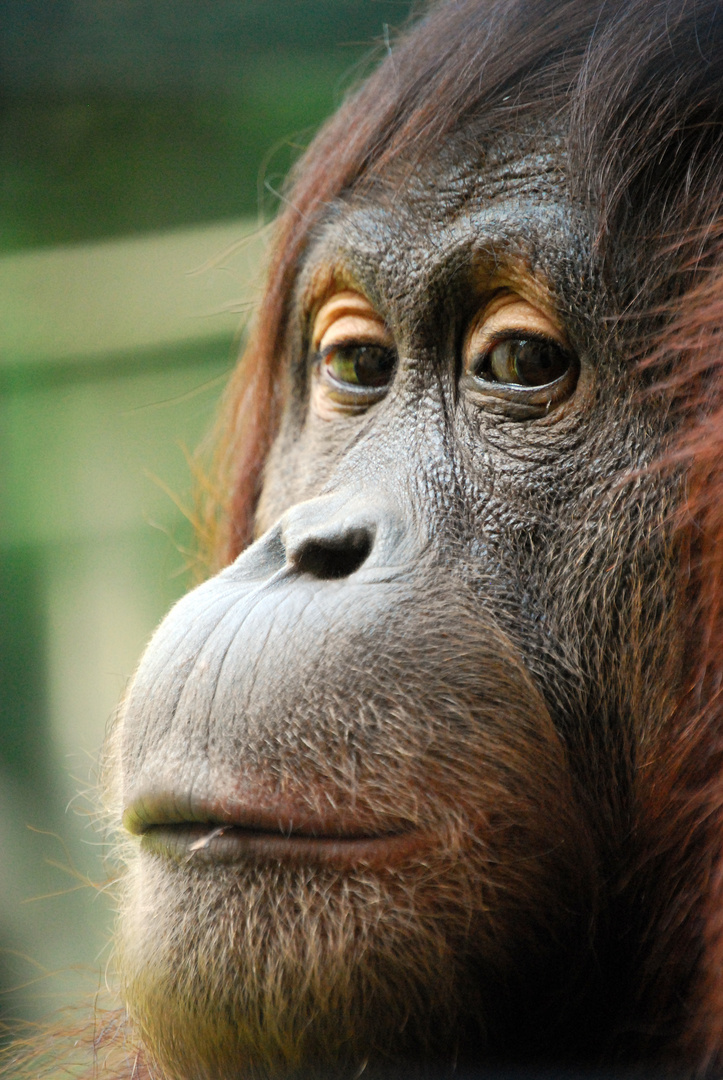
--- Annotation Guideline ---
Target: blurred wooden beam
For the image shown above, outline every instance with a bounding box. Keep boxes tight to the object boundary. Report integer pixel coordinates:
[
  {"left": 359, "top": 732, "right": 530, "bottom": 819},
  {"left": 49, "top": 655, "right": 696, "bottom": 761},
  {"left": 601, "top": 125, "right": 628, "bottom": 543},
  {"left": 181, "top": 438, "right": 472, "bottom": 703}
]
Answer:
[{"left": 0, "top": 218, "right": 267, "bottom": 369}]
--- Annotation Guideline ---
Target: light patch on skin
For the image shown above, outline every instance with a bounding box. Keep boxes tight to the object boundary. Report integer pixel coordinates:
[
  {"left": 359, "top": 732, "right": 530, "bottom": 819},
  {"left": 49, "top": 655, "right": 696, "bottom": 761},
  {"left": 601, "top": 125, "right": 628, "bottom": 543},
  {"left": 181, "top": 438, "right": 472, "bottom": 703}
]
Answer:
[{"left": 300, "top": 264, "right": 360, "bottom": 336}]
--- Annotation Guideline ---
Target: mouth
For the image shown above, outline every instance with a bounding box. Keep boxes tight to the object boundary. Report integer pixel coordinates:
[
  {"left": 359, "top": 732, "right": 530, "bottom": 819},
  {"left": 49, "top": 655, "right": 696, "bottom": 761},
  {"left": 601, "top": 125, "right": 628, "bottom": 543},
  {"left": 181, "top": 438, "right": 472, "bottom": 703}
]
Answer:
[
  {"left": 140, "top": 823, "right": 427, "bottom": 868},
  {"left": 125, "top": 792, "right": 428, "bottom": 870}
]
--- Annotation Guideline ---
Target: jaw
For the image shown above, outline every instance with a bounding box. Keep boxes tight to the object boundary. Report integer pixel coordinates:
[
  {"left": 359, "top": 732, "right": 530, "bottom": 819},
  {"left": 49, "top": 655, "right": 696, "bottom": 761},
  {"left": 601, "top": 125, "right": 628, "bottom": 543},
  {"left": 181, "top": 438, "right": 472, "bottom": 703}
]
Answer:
[
  {"left": 119, "top": 845, "right": 481, "bottom": 1079},
  {"left": 119, "top": 814, "right": 595, "bottom": 1080},
  {"left": 116, "top": 706, "right": 599, "bottom": 1080}
]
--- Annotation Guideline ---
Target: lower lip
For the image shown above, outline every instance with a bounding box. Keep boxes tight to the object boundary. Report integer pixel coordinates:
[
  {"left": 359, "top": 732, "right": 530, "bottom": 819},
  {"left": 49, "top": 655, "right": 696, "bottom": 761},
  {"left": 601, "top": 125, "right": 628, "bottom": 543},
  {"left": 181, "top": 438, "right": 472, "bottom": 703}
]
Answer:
[{"left": 141, "top": 824, "right": 428, "bottom": 870}]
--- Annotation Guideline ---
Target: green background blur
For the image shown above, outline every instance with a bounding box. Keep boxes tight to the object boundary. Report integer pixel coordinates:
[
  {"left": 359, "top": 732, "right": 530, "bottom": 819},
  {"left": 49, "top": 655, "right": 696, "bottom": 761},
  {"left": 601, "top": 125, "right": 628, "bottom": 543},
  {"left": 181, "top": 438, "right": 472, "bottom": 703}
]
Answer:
[{"left": 0, "top": 0, "right": 414, "bottom": 1034}]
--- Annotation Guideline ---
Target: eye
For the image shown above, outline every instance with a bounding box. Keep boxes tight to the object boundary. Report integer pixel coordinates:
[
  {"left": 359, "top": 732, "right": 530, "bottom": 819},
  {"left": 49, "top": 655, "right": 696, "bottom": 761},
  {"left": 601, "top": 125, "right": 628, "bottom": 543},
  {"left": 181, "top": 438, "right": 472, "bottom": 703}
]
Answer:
[
  {"left": 320, "top": 342, "right": 397, "bottom": 389},
  {"left": 310, "top": 290, "right": 396, "bottom": 414},
  {"left": 472, "top": 335, "right": 572, "bottom": 387},
  {"left": 461, "top": 293, "right": 579, "bottom": 417}
]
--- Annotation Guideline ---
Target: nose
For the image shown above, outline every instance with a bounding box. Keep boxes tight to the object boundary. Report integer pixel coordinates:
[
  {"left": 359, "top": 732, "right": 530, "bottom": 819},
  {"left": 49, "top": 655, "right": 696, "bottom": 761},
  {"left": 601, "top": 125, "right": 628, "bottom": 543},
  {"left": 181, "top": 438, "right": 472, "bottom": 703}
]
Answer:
[
  {"left": 280, "top": 494, "right": 414, "bottom": 583},
  {"left": 223, "top": 493, "right": 414, "bottom": 586},
  {"left": 282, "top": 495, "right": 395, "bottom": 580},
  {"left": 286, "top": 521, "right": 373, "bottom": 579}
]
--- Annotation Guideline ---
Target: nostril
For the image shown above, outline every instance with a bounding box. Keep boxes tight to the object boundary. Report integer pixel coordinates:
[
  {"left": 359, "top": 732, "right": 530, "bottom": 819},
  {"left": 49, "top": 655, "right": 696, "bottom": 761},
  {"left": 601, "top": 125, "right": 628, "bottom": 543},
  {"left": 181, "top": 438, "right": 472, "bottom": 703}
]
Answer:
[{"left": 291, "top": 528, "right": 373, "bottom": 580}]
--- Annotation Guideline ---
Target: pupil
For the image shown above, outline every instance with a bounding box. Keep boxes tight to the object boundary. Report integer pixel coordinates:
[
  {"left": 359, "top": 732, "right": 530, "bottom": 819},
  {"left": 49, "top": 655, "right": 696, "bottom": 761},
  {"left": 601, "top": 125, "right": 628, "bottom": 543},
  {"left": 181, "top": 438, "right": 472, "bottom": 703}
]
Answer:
[
  {"left": 514, "top": 339, "right": 568, "bottom": 386},
  {"left": 353, "top": 345, "right": 395, "bottom": 387}
]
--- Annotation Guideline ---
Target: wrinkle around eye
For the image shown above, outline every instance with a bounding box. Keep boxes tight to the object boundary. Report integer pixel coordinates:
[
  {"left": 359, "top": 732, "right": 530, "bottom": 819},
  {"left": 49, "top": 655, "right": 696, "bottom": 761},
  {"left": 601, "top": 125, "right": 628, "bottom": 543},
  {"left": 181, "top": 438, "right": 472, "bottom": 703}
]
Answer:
[{"left": 463, "top": 294, "right": 569, "bottom": 372}]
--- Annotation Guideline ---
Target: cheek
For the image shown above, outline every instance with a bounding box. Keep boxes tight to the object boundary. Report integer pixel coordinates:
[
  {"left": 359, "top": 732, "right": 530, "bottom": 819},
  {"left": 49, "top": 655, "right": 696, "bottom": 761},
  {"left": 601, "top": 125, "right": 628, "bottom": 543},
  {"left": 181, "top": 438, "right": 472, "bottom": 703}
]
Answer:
[{"left": 253, "top": 433, "right": 307, "bottom": 536}]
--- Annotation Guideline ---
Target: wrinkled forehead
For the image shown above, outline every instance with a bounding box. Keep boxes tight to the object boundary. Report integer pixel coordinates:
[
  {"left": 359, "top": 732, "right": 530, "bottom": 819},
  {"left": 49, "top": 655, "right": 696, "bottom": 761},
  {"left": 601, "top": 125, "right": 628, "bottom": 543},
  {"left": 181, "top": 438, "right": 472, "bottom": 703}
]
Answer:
[
  {"left": 377, "top": 130, "right": 569, "bottom": 221},
  {"left": 296, "top": 131, "right": 590, "bottom": 318}
]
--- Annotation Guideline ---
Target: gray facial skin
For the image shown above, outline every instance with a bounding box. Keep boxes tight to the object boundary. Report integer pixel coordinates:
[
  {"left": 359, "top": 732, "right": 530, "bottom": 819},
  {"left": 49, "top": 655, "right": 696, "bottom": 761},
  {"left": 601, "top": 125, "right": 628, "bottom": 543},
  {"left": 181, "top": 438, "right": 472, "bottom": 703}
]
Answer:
[{"left": 113, "top": 139, "right": 682, "bottom": 1078}]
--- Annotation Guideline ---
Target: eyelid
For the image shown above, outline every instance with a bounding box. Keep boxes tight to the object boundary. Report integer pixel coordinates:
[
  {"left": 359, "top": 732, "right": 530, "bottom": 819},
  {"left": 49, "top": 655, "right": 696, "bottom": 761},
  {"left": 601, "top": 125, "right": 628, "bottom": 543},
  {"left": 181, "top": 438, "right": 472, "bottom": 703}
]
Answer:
[
  {"left": 463, "top": 294, "right": 567, "bottom": 369},
  {"left": 312, "top": 290, "right": 390, "bottom": 352}
]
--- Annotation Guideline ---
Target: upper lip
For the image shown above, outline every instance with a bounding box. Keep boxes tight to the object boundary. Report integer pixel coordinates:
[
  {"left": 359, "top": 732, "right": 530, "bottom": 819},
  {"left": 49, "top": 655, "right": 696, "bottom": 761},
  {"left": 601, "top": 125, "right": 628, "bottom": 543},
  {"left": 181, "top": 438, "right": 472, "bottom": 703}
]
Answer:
[{"left": 123, "top": 788, "right": 412, "bottom": 840}]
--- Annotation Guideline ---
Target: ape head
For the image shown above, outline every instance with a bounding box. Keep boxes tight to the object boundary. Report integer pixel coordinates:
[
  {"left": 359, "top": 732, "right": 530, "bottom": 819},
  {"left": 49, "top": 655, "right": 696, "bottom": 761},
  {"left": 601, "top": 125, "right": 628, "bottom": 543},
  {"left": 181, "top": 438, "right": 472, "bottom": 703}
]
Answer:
[{"left": 105, "top": 1, "right": 723, "bottom": 1077}]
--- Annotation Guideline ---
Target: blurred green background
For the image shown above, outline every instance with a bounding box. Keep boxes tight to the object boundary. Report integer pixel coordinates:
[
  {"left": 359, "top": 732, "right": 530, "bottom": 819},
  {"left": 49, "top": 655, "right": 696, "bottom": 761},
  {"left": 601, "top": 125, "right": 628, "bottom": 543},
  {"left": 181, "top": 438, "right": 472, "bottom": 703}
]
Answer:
[{"left": 0, "top": 0, "right": 414, "bottom": 1034}]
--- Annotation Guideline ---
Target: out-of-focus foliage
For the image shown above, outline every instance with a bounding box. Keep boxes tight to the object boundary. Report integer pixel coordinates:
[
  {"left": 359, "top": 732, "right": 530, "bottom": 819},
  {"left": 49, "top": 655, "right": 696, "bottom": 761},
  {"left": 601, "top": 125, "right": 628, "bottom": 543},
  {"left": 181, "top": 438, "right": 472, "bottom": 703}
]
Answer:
[{"left": 0, "top": 1, "right": 416, "bottom": 250}]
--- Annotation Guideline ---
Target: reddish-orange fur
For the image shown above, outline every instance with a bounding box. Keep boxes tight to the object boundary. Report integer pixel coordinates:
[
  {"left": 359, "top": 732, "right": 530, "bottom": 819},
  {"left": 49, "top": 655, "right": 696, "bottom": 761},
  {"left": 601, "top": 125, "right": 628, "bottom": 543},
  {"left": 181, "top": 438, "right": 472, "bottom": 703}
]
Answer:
[{"left": 656, "top": 240, "right": 723, "bottom": 1071}]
